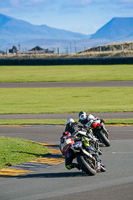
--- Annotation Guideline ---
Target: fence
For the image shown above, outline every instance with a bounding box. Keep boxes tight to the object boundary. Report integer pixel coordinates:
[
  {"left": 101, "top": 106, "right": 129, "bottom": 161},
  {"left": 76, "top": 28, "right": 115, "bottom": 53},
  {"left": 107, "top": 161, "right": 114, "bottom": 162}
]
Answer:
[{"left": 0, "top": 57, "right": 133, "bottom": 65}]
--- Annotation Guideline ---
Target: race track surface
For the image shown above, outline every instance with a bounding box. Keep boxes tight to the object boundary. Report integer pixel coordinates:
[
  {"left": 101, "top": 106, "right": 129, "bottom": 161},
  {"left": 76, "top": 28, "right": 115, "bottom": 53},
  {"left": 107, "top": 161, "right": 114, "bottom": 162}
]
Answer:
[
  {"left": 0, "top": 80, "right": 133, "bottom": 200},
  {"left": 0, "top": 81, "right": 133, "bottom": 88},
  {"left": 0, "top": 125, "right": 133, "bottom": 200},
  {"left": 0, "top": 112, "right": 132, "bottom": 120}
]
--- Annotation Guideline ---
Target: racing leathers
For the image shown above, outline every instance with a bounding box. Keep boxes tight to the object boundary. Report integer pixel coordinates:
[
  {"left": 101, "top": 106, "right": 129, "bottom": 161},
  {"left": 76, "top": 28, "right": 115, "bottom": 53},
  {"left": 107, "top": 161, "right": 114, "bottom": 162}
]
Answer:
[
  {"left": 78, "top": 114, "right": 99, "bottom": 126},
  {"left": 78, "top": 113, "right": 108, "bottom": 139},
  {"left": 65, "top": 121, "right": 84, "bottom": 135},
  {"left": 59, "top": 134, "right": 81, "bottom": 170}
]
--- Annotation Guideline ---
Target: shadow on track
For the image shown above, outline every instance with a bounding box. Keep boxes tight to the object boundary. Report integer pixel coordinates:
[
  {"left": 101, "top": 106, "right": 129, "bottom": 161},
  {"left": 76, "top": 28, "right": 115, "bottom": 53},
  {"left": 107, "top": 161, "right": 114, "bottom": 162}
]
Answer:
[{"left": 11, "top": 171, "right": 88, "bottom": 179}]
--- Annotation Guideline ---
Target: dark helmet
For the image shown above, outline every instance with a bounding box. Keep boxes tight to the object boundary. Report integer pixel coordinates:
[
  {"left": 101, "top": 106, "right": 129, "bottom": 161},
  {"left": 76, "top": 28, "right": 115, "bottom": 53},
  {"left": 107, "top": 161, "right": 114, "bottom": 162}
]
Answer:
[{"left": 79, "top": 111, "right": 87, "bottom": 120}]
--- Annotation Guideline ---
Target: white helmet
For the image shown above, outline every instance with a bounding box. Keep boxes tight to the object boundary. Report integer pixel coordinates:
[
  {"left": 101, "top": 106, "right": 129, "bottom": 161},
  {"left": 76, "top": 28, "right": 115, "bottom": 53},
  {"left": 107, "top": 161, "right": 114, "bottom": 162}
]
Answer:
[
  {"left": 66, "top": 118, "right": 75, "bottom": 125},
  {"left": 79, "top": 111, "right": 87, "bottom": 121}
]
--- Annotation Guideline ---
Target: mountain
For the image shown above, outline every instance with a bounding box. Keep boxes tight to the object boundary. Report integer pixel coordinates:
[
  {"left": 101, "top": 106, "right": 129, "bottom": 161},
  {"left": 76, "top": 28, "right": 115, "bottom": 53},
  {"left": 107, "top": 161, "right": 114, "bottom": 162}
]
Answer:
[
  {"left": 0, "top": 13, "right": 88, "bottom": 45},
  {"left": 90, "top": 17, "right": 133, "bottom": 41},
  {"left": 0, "top": 14, "right": 133, "bottom": 53}
]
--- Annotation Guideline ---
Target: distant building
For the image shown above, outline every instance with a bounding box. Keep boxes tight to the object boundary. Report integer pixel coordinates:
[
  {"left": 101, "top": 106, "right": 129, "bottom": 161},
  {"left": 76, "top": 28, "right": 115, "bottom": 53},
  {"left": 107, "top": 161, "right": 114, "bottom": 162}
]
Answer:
[
  {"left": 29, "top": 46, "right": 54, "bottom": 54},
  {"left": 30, "top": 46, "right": 44, "bottom": 51},
  {"left": 45, "top": 49, "right": 54, "bottom": 54},
  {"left": 9, "top": 46, "right": 18, "bottom": 54}
]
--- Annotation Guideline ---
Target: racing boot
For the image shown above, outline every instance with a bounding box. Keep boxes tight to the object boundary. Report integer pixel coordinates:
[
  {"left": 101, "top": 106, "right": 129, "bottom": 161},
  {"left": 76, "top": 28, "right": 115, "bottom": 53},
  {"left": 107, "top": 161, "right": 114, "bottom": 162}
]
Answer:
[
  {"left": 95, "top": 161, "right": 101, "bottom": 171},
  {"left": 100, "top": 161, "right": 106, "bottom": 172},
  {"left": 95, "top": 159, "right": 106, "bottom": 172}
]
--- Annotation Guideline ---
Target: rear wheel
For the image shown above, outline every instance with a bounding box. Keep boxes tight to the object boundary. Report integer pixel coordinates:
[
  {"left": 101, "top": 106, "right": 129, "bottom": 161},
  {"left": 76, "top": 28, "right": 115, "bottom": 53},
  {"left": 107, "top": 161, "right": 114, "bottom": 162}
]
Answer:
[{"left": 77, "top": 154, "right": 96, "bottom": 176}]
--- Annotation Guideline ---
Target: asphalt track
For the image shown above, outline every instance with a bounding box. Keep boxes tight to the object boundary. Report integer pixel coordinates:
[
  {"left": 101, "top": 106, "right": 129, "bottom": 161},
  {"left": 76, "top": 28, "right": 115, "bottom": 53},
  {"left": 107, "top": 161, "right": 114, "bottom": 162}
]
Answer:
[
  {"left": 0, "top": 81, "right": 133, "bottom": 88},
  {"left": 0, "top": 81, "right": 133, "bottom": 200},
  {"left": 0, "top": 124, "right": 133, "bottom": 200},
  {"left": 0, "top": 112, "right": 132, "bottom": 120}
]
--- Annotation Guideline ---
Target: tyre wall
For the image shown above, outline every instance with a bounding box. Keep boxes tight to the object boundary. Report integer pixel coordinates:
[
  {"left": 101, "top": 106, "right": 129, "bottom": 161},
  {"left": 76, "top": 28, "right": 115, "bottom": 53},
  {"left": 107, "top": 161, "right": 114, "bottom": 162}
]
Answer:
[{"left": 0, "top": 57, "right": 133, "bottom": 65}]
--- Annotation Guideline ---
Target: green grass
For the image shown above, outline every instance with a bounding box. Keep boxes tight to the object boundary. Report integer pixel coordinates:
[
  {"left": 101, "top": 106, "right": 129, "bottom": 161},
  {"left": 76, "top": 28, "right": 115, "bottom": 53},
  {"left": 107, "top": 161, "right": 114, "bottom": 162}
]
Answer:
[
  {"left": 105, "top": 118, "right": 133, "bottom": 124},
  {"left": 0, "top": 118, "right": 133, "bottom": 125},
  {"left": 0, "top": 65, "right": 133, "bottom": 82},
  {"left": 0, "top": 136, "right": 49, "bottom": 169},
  {"left": 0, "top": 87, "right": 132, "bottom": 114}
]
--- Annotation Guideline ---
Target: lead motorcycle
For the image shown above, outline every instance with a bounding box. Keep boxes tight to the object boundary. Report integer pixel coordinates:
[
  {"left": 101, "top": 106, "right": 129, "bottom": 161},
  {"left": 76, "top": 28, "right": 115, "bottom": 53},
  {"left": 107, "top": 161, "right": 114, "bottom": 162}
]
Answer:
[
  {"left": 85, "top": 114, "right": 111, "bottom": 147},
  {"left": 60, "top": 130, "right": 106, "bottom": 176}
]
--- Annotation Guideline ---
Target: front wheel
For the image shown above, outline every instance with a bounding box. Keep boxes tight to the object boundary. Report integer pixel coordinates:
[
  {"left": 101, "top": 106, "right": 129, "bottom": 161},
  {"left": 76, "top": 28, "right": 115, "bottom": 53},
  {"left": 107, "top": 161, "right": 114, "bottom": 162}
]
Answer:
[
  {"left": 97, "top": 130, "right": 111, "bottom": 147},
  {"left": 77, "top": 154, "right": 96, "bottom": 176}
]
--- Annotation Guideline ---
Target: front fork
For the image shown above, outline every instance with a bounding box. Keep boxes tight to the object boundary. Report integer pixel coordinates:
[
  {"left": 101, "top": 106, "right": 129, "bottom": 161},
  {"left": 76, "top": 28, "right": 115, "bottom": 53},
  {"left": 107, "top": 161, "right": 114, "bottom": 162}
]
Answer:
[{"left": 101, "top": 123, "right": 109, "bottom": 138}]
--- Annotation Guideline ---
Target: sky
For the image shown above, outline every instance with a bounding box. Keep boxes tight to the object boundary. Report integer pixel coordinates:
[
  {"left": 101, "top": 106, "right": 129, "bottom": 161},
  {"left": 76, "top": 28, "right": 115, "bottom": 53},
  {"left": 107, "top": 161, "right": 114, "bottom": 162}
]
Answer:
[{"left": 0, "top": 0, "right": 133, "bottom": 35}]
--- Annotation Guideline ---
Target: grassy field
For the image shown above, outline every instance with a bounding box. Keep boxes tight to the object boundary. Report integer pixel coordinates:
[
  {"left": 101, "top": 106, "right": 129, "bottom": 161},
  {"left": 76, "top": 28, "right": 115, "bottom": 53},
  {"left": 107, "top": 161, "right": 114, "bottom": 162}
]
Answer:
[
  {"left": 0, "top": 118, "right": 133, "bottom": 125},
  {"left": 0, "top": 136, "right": 48, "bottom": 169},
  {"left": 0, "top": 65, "right": 133, "bottom": 82},
  {"left": 0, "top": 87, "right": 132, "bottom": 114}
]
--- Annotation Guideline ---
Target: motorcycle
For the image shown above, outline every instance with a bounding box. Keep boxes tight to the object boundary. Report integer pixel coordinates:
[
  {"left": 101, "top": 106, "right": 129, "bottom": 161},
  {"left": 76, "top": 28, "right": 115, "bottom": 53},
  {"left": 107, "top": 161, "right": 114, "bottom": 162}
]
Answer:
[
  {"left": 73, "top": 128, "right": 103, "bottom": 155},
  {"left": 60, "top": 131, "right": 106, "bottom": 176},
  {"left": 86, "top": 114, "right": 111, "bottom": 147}
]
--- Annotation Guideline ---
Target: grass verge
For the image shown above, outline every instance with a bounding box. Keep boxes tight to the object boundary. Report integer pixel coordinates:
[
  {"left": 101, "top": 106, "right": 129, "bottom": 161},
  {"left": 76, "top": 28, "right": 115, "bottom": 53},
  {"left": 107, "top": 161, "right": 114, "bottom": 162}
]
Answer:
[
  {"left": 0, "top": 119, "right": 133, "bottom": 125},
  {"left": 0, "top": 136, "right": 49, "bottom": 169},
  {"left": 0, "top": 65, "right": 133, "bottom": 82},
  {"left": 0, "top": 87, "right": 133, "bottom": 114}
]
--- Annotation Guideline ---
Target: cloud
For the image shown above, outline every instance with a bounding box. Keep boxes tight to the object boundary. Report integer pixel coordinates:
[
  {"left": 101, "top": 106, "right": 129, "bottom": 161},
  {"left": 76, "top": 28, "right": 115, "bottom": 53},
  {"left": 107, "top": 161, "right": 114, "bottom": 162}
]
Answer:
[
  {"left": 8, "top": 0, "right": 56, "bottom": 8},
  {"left": 109, "top": 0, "right": 133, "bottom": 3},
  {"left": 1, "top": 0, "right": 56, "bottom": 14},
  {"left": 10, "top": 0, "right": 19, "bottom": 6},
  {"left": 27, "top": 0, "right": 54, "bottom": 4},
  {"left": 59, "top": 0, "right": 133, "bottom": 13},
  {"left": 0, "top": 8, "right": 11, "bottom": 14},
  {"left": 1, "top": 0, "right": 132, "bottom": 15},
  {"left": 63, "top": 0, "right": 91, "bottom": 6},
  {"left": 59, "top": 0, "right": 92, "bottom": 14},
  {"left": 9, "top": 0, "right": 52, "bottom": 5}
]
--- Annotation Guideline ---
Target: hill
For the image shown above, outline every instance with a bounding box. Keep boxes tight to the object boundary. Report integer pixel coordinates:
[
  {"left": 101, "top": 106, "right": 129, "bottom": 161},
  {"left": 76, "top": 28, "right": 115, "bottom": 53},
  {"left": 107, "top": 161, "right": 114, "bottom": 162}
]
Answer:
[
  {"left": 90, "top": 17, "right": 133, "bottom": 41},
  {"left": 77, "top": 41, "right": 133, "bottom": 58},
  {"left": 1, "top": 42, "right": 133, "bottom": 59},
  {"left": 0, "top": 14, "right": 133, "bottom": 53},
  {"left": 0, "top": 13, "right": 88, "bottom": 45}
]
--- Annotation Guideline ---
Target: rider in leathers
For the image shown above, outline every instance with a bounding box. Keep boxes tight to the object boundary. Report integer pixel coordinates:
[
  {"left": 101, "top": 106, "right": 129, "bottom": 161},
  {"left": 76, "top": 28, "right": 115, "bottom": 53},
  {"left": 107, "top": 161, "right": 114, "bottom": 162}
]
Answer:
[
  {"left": 78, "top": 111, "right": 108, "bottom": 135},
  {"left": 65, "top": 118, "right": 84, "bottom": 134},
  {"left": 60, "top": 131, "right": 81, "bottom": 170},
  {"left": 60, "top": 118, "right": 103, "bottom": 171},
  {"left": 65, "top": 118, "right": 102, "bottom": 154},
  {"left": 78, "top": 111, "right": 100, "bottom": 125}
]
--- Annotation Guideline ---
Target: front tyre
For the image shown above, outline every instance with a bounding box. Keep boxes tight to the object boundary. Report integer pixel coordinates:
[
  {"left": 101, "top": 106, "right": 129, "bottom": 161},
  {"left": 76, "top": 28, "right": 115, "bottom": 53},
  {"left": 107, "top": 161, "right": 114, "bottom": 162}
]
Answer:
[
  {"left": 97, "top": 130, "right": 111, "bottom": 147},
  {"left": 77, "top": 154, "right": 96, "bottom": 176}
]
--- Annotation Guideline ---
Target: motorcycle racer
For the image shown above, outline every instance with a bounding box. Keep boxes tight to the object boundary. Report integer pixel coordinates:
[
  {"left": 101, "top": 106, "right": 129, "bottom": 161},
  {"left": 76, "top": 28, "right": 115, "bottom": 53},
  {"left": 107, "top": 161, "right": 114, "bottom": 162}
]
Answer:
[
  {"left": 65, "top": 118, "right": 84, "bottom": 134},
  {"left": 78, "top": 111, "right": 107, "bottom": 133},
  {"left": 78, "top": 111, "right": 110, "bottom": 147},
  {"left": 59, "top": 131, "right": 81, "bottom": 170},
  {"left": 65, "top": 118, "right": 102, "bottom": 155},
  {"left": 78, "top": 111, "right": 99, "bottom": 125},
  {"left": 60, "top": 131, "right": 104, "bottom": 171}
]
